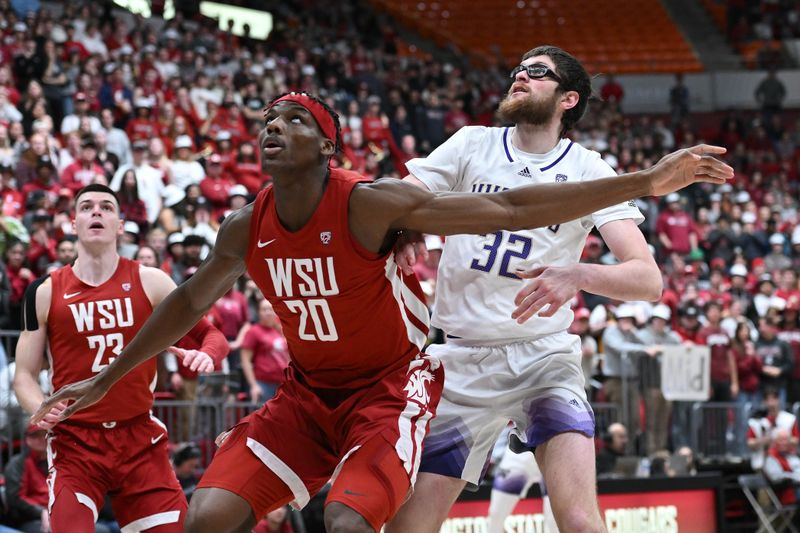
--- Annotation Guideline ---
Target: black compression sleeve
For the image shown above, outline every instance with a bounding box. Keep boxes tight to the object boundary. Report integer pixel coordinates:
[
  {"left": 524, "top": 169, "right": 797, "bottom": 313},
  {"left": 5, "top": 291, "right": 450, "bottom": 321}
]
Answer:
[{"left": 22, "top": 274, "right": 49, "bottom": 331}]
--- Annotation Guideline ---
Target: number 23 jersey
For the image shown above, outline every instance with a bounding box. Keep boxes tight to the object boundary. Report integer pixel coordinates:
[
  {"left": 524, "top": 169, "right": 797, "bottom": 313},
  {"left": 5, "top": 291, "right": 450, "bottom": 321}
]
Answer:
[
  {"left": 406, "top": 126, "right": 643, "bottom": 341},
  {"left": 245, "top": 168, "right": 430, "bottom": 390},
  {"left": 47, "top": 258, "right": 157, "bottom": 423}
]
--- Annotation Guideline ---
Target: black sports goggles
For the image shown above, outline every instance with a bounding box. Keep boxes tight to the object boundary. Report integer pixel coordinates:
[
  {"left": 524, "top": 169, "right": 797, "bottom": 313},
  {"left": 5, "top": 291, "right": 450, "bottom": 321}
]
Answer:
[{"left": 510, "top": 64, "right": 562, "bottom": 84}]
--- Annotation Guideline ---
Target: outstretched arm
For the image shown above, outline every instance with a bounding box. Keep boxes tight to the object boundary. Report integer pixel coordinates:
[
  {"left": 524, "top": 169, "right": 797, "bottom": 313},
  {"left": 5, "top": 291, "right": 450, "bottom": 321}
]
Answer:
[
  {"left": 33, "top": 206, "right": 252, "bottom": 423},
  {"left": 350, "top": 145, "right": 733, "bottom": 252}
]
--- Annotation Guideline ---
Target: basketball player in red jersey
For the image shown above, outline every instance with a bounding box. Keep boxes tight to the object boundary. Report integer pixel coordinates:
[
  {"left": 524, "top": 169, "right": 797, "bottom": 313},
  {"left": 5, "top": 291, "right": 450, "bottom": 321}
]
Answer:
[
  {"left": 14, "top": 184, "right": 229, "bottom": 533},
  {"left": 35, "top": 93, "right": 732, "bottom": 533}
]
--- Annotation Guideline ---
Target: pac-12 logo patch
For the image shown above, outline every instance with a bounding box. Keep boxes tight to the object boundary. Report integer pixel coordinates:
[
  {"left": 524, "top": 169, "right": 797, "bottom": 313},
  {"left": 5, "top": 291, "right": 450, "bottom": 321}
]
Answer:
[
  {"left": 122, "top": 283, "right": 131, "bottom": 291},
  {"left": 320, "top": 231, "right": 332, "bottom": 245},
  {"left": 555, "top": 174, "right": 568, "bottom": 182}
]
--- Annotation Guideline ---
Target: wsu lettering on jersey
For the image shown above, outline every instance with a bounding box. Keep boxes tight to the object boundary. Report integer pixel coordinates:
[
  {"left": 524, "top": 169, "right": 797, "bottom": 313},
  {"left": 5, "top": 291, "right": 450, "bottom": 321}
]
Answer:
[
  {"left": 266, "top": 257, "right": 339, "bottom": 298},
  {"left": 69, "top": 298, "right": 135, "bottom": 332}
]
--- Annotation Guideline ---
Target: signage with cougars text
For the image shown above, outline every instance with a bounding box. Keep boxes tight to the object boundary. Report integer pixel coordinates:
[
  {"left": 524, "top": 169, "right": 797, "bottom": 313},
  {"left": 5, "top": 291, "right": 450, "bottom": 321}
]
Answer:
[{"left": 442, "top": 488, "right": 716, "bottom": 533}]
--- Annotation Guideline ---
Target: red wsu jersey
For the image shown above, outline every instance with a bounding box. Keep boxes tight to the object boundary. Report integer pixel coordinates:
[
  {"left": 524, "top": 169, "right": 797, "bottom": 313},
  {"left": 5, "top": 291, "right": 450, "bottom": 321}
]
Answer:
[
  {"left": 245, "top": 168, "right": 429, "bottom": 389},
  {"left": 48, "top": 258, "right": 157, "bottom": 423}
]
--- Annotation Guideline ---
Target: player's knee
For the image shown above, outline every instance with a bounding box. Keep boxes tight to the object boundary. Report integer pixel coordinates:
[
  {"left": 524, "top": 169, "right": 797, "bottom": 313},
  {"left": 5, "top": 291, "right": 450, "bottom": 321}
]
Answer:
[
  {"left": 554, "top": 507, "right": 604, "bottom": 533},
  {"left": 324, "top": 502, "right": 375, "bottom": 533}
]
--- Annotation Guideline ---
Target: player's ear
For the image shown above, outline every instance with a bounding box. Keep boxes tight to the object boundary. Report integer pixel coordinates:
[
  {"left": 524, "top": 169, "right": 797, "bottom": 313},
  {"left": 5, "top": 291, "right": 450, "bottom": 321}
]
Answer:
[
  {"left": 320, "top": 138, "right": 335, "bottom": 157},
  {"left": 561, "top": 90, "right": 580, "bottom": 112}
]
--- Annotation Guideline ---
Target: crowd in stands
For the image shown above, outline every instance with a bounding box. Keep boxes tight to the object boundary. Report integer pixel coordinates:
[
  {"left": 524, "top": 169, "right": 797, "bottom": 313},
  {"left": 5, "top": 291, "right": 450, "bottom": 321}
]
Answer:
[{"left": 0, "top": 0, "right": 798, "bottom": 523}]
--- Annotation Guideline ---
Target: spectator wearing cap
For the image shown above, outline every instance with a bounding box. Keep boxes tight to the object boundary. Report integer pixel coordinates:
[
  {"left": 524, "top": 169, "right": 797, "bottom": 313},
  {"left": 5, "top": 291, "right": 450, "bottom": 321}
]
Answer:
[
  {"left": 62, "top": 23, "right": 89, "bottom": 61},
  {"left": 674, "top": 304, "right": 702, "bottom": 343},
  {"left": 3, "top": 424, "right": 55, "bottom": 533},
  {"left": 100, "top": 107, "right": 132, "bottom": 166},
  {"left": 569, "top": 307, "right": 598, "bottom": 400},
  {"left": 727, "top": 263, "right": 752, "bottom": 309},
  {"left": 698, "top": 301, "right": 738, "bottom": 401},
  {"left": 61, "top": 91, "right": 102, "bottom": 136},
  {"left": 749, "top": 274, "right": 778, "bottom": 322},
  {"left": 125, "top": 96, "right": 161, "bottom": 142},
  {"left": 737, "top": 210, "right": 769, "bottom": 262},
  {"left": 232, "top": 141, "right": 263, "bottom": 194},
  {"left": 200, "top": 154, "right": 236, "bottom": 220},
  {"left": 756, "top": 317, "right": 793, "bottom": 404},
  {"left": 764, "top": 233, "right": 791, "bottom": 273},
  {"left": 638, "top": 304, "right": 681, "bottom": 454},
  {"left": 119, "top": 220, "right": 140, "bottom": 259},
  {"left": 98, "top": 61, "right": 133, "bottom": 122},
  {"left": 110, "top": 139, "right": 164, "bottom": 224},
  {"left": 189, "top": 71, "right": 217, "bottom": 121},
  {"left": 20, "top": 155, "right": 59, "bottom": 199},
  {"left": 211, "top": 130, "right": 237, "bottom": 169},
  {"left": 656, "top": 193, "right": 698, "bottom": 259},
  {"left": 168, "top": 134, "right": 205, "bottom": 191},
  {"left": 602, "top": 304, "right": 661, "bottom": 451},
  {"left": 60, "top": 138, "right": 106, "bottom": 194}
]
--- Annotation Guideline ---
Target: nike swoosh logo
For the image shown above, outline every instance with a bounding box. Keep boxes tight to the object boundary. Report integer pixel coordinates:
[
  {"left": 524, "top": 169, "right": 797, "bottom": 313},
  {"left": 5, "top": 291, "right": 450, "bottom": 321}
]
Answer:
[
  {"left": 63, "top": 291, "right": 81, "bottom": 300},
  {"left": 257, "top": 239, "right": 276, "bottom": 248},
  {"left": 151, "top": 434, "right": 164, "bottom": 445},
  {"left": 343, "top": 489, "right": 367, "bottom": 497}
]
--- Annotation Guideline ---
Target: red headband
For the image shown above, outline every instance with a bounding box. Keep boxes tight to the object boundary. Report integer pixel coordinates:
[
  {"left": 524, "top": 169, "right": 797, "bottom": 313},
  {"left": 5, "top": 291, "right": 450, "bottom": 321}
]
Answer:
[{"left": 267, "top": 93, "right": 337, "bottom": 145}]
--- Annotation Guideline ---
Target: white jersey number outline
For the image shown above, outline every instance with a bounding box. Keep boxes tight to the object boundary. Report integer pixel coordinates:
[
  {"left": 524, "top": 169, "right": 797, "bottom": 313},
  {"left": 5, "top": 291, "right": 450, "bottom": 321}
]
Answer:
[
  {"left": 285, "top": 298, "right": 339, "bottom": 342},
  {"left": 87, "top": 333, "right": 124, "bottom": 373},
  {"left": 470, "top": 231, "right": 533, "bottom": 278}
]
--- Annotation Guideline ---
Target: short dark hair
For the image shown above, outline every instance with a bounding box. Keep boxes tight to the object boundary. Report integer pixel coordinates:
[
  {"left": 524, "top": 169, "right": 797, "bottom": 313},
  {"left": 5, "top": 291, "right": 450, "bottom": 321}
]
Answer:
[
  {"left": 75, "top": 184, "right": 120, "bottom": 209},
  {"left": 521, "top": 45, "right": 593, "bottom": 137}
]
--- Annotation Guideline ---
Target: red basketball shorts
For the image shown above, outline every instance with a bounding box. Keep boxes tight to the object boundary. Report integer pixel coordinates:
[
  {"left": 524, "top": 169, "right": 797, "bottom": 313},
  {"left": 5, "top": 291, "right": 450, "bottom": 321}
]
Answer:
[
  {"left": 47, "top": 413, "right": 187, "bottom": 533},
  {"left": 198, "top": 356, "right": 443, "bottom": 531}
]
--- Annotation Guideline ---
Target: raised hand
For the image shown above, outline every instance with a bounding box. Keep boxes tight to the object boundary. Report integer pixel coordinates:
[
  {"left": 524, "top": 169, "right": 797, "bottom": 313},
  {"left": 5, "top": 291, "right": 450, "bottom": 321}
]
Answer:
[
  {"left": 647, "top": 145, "right": 734, "bottom": 196},
  {"left": 167, "top": 346, "right": 215, "bottom": 373}
]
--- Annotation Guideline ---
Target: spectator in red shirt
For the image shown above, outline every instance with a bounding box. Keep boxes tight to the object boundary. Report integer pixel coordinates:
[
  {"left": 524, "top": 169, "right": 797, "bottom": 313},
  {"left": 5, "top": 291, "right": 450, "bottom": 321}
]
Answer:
[
  {"left": 231, "top": 141, "right": 262, "bottom": 194},
  {"left": 241, "top": 298, "right": 289, "bottom": 404},
  {"left": 60, "top": 138, "right": 106, "bottom": 194},
  {"left": 656, "top": 193, "right": 698, "bottom": 258},
  {"left": 674, "top": 304, "right": 702, "bottom": 343},
  {"left": 4, "top": 424, "right": 51, "bottom": 532},
  {"left": 25, "top": 212, "right": 57, "bottom": 276},
  {"left": 199, "top": 154, "right": 235, "bottom": 221},
  {"left": 444, "top": 98, "right": 470, "bottom": 136},
  {"left": 21, "top": 156, "right": 60, "bottom": 202},
  {"left": 252, "top": 506, "right": 294, "bottom": 533},
  {"left": 0, "top": 163, "right": 24, "bottom": 217},
  {"left": 125, "top": 97, "right": 161, "bottom": 143},
  {"left": 3, "top": 239, "right": 32, "bottom": 332},
  {"left": 600, "top": 75, "right": 624, "bottom": 105},
  {"left": 116, "top": 169, "right": 150, "bottom": 234},
  {"left": 698, "top": 300, "right": 737, "bottom": 401}
]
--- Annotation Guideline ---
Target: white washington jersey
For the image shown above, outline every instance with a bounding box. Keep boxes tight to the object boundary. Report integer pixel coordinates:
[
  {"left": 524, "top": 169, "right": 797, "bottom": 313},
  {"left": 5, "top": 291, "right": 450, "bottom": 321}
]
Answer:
[{"left": 406, "top": 126, "right": 643, "bottom": 341}]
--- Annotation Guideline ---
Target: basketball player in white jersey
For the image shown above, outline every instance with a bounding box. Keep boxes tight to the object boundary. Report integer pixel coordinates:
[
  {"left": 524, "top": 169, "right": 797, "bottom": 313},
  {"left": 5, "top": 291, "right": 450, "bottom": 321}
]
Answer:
[{"left": 387, "top": 45, "right": 663, "bottom": 532}]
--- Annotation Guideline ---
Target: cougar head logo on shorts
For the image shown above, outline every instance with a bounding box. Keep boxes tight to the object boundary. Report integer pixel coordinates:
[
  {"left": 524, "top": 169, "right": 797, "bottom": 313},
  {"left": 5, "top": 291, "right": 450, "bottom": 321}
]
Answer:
[{"left": 405, "top": 368, "right": 434, "bottom": 405}]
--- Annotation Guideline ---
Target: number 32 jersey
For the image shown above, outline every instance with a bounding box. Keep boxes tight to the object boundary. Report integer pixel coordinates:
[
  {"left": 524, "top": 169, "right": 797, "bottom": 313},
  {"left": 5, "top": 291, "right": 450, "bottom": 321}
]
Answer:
[
  {"left": 48, "top": 258, "right": 157, "bottom": 423},
  {"left": 245, "top": 168, "right": 430, "bottom": 390},
  {"left": 406, "top": 126, "right": 643, "bottom": 341}
]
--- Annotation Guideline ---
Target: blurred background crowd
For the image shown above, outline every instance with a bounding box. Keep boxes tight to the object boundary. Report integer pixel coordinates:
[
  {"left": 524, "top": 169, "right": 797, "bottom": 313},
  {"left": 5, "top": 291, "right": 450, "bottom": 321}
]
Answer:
[{"left": 0, "top": 0, "right": 798, "bottom": 530}]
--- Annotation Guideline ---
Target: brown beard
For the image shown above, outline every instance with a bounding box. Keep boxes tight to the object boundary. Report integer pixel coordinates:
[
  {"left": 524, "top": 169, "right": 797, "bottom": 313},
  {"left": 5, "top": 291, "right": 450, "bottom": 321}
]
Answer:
[{"left": 497, "top": 89, "right": 560, "bottom": 126}]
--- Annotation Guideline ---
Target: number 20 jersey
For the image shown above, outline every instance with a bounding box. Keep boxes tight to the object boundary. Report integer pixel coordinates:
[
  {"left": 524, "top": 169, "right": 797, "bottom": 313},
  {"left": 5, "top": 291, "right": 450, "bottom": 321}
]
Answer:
[
  {"left": 406, "top": 126, "right": 643, "bottom": 341},
  {"left": 245, "top": 168, "right": 430, "bottom": 390},
  {"left": 47, "top": 258, "right": 157, "bottom": 423}
]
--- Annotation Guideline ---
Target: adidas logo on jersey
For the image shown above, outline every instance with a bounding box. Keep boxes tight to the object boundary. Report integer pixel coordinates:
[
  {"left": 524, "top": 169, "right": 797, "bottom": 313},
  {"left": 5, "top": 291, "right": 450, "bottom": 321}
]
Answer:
[
  {"left": 569, "top": 398, "right": 581, "bottom": 409},
  {"left": 517, "top": 167, "right": 532, "bottom": 178}
]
